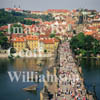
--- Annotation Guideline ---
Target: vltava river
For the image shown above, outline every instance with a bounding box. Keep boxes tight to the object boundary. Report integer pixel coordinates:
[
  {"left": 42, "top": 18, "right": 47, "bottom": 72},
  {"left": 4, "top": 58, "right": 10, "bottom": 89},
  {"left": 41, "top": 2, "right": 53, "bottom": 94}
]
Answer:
[
  {"left": 0, "top": 58, "right": 100, "bottom": 100},
  {"left": 80, "top": 58, "right": 100, "bottom": 100},
  {"left": 0, "top": 57, "right": 53, "bottom": 100}
]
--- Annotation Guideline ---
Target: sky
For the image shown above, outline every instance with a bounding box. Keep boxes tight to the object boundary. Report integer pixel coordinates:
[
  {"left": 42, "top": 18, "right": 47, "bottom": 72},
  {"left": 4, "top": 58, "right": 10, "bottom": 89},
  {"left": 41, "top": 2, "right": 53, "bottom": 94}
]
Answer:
[{"left": 0, "top": 0, "right": 100, "bottom": 11}]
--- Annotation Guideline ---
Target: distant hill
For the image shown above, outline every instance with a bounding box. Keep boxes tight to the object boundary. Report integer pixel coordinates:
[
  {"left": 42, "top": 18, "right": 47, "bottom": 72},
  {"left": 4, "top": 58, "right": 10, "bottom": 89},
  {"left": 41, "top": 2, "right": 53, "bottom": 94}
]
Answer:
[{"left": 0, "top": 9, "right": 54, "bottom": 26}]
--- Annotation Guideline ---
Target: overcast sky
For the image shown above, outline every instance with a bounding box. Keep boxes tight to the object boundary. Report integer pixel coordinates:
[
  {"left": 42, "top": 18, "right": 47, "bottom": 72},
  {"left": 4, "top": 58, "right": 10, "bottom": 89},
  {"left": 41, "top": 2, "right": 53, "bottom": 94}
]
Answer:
[{"left": 0, "top": 0, "right": 100, "bottom": 11}]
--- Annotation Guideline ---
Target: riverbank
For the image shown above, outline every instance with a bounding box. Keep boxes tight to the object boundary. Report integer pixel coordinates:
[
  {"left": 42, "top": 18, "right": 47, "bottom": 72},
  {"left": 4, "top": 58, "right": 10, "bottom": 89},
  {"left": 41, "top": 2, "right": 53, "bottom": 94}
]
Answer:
[
  {"left": 76, "top": 56, "right": 100, "bottom": 59},
  {"left": 0, "top": 53, "right": 55, "bottom": 59},
  {"left": 0, "top": 49, "right": 55, "bottom": 58},
  {"left": 0, "top": 54, "right": 8, "bottom": 58}
]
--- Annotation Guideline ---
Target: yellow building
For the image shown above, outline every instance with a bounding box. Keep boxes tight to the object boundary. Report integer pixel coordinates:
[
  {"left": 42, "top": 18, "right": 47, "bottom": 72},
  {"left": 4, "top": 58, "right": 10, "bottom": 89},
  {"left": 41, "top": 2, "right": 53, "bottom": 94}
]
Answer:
[
  {"left": 54, "top": 38, "right": 59, "bottom": 49},
  {"left": 12, "top": 35, "right": 39, "bottom": 52},
  {"left": 12, "top": 35, "right": 59, "bottom": 53},
  {"left": 13, "top": 37, "right": 26, "bottom": 52},
  {"left": 92, "top": 21, "right": 100, "bottom": 27},
  {"left": 40, "top": 38, "right": 59, "bottom": 54},
  {"left": 26, "top": 35, "right": 38, "bottom": 51}
]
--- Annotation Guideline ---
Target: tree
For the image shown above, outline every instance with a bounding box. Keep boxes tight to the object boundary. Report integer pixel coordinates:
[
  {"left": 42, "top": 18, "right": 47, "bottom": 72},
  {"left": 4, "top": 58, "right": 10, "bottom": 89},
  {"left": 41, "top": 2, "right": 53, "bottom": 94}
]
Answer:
[
  {"left": 73, "top": 30, "right": 76, "bottom": 34},
  {"left": 10, "top": 48, "right": 16, "bottom": 54},
  {"left": 70, "top": 32, "right": 85, "bottom": 55},
  {"left": 10, "top": 24, "right": 23, "bottom": 34},
  {"left": 0, "top": 31, "right": 9, "bottom": 49},
  {"left": 50, "top": 34, "right": 55, "bottom": 38},
  {"left": 44, "top": 49, "right": 47, "bottom": 53},
  {"left": 70, "top": 32, "right": 100, "bottom": 57},
  {"left": 0, "top": 9, "right": 55, "bottom": 26}
]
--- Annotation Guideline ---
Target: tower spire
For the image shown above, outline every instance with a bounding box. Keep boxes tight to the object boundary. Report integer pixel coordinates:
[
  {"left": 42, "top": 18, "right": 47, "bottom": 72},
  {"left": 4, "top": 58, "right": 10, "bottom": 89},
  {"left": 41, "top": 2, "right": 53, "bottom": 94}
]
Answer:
[
  {"left": 19, "top": 5, "right": 20, "bottom": 9},
  {"left": 14, "top": 4, "right": 16, "bottom": 8}
]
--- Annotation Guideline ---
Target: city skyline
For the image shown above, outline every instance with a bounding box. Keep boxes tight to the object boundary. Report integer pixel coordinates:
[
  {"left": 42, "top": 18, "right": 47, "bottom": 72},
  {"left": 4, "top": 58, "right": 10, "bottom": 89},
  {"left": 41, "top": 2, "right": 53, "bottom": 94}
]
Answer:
[{"left": 0, "top": 0, "right": 100, "bottom": 11}]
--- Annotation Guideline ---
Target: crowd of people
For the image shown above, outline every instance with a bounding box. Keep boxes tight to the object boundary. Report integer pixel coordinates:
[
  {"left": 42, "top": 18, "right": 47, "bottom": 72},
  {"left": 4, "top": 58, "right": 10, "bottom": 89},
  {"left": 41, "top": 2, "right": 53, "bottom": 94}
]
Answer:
[{"left": 56, "top": 41, "right": 88, "bottom": 100}]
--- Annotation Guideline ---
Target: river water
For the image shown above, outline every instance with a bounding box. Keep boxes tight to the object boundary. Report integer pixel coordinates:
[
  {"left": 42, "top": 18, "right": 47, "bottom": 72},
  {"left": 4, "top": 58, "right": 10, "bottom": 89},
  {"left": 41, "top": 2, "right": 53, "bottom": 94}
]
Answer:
[
  {"left": 0, "top": 58, "right": 100, "bottom": 100},
  {"left": 80, "top": 58, "right": 100, "bottom": 100},
  {"left": 0, "top": 58, "right": 53, "bottom": 100}
]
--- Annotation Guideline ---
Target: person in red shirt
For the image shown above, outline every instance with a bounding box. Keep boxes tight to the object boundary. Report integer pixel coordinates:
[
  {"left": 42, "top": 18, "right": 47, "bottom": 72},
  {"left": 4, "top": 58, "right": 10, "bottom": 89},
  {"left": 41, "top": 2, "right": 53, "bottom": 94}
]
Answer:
[
  {"left": 83, "top": 96, "right": 86, "bottom": 100},
  {"left": 74, "top": 97, "right": 77, "bottom": 100}
]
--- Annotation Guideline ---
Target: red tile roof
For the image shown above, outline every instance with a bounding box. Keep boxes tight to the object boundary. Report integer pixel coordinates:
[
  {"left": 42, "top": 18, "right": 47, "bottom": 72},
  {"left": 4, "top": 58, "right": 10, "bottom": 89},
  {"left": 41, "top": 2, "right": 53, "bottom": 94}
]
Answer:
[
  {"left": 31, "top": 11, "right": 41, "bottom": 13},
  {"left": 13, "top": 8, "right": 23, "bottom": 12},
  {"left": 84, "top": 31, "right": 96, "bottom": 35},
  {"left": 13, "top": 37, "right": 26, "bottom": 42},
  {"left": 43, "top": 39, "right": 55, "bottom": 44},
  {"left": 43, "top": 21, "right": 52, "bottom": 25},
  {"left": 26, "top": 35, "right": 38, "bottom": 41},
  {"left": 47, "top": 9, "right": 69, "bottom": 13},
  {"left": 0, "top": 25, "right": 8, "bottom": 31},
  {"left": 40, "top": 38, "right": 59, "bottom": 44},
  {"left": 88, "top": 26, "right": 97, "bottom": 30},
  {"left": 5, "top": 8, "right": 12, "bottom": 11}
]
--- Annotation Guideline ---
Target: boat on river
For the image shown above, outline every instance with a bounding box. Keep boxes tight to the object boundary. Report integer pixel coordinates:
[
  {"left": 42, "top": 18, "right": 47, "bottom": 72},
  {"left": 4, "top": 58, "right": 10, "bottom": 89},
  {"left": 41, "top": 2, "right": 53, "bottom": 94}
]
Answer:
[{"left": 23, "top": 85, "right": 37, "bottom": 92}]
